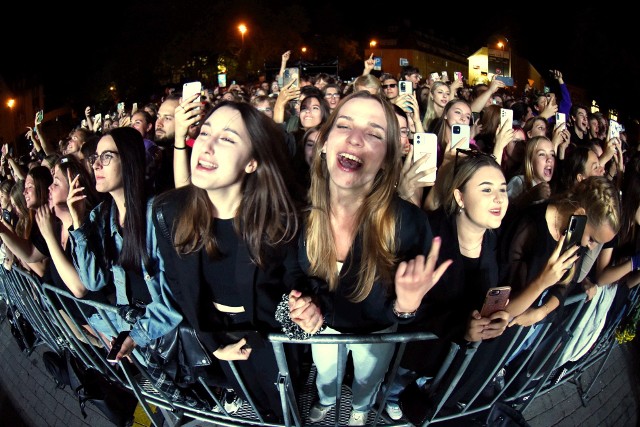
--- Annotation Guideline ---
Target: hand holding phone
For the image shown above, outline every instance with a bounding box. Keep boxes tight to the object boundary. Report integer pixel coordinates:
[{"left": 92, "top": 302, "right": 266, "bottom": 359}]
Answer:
[
  {"left": 399, "top": 80, "right": 413, "bottom": 96},
  {"left": 561, "top": 215, "right": 587, "bottom": 254},
  {"left": 451, "top": 124, "right": 470, "bottom": 150},
  {"left": 413, "top": 133, "right": 438, "bottom": 182},
  {"left": 500, "top": 108, "right": 513, "bottom": 128},
  {"left": 480, "top": 286, "right": 511, "bottom": 317},
  {"left": 107, "top": 331, "right": 130, "bottom": 363}
]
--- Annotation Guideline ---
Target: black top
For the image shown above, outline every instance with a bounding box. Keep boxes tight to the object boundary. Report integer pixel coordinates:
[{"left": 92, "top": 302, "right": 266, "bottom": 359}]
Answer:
[
  {"left": 153, "top": 187, "right": 303, "bottom": 352},
  {"left": 295, "top": 197, "right": 433, "bottom": 334},
  {"left": 201, "top": 218, "right": 242, "bottom": 308}
]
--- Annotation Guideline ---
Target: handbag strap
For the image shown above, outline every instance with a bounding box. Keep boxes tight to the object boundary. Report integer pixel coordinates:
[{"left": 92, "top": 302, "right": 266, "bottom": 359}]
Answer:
[{"left": 155, "top": 203, "right": 172, "bottom": 242}]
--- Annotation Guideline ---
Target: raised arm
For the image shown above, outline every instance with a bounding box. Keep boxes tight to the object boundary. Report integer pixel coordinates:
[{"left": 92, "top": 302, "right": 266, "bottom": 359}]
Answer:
[{"left": 173, "top": 93, "right": 202, "bottom": 188}]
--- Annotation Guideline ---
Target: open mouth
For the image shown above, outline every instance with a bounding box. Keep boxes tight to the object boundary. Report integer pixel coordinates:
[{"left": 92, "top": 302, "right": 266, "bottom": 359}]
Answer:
[
  {"left": 197, "top": 159, "right": 218, "bottom": 170},
  {"left": 337, "top": 152, "right": 363, "bottom": 171},
  {"left": 544, "top": 166, "right": 553, "bottom": 177}
]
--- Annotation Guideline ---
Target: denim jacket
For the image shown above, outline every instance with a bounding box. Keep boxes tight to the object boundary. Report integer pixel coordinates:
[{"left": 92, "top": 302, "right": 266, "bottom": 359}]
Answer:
[{"left": 69, "top": 197, "right": 182, "bottom": 347}]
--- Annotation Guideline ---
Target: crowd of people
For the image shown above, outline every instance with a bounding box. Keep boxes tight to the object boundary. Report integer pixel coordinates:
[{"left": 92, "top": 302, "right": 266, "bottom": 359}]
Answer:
[{"left": 0, "top": 48, "right": 638, "bottom": 425}]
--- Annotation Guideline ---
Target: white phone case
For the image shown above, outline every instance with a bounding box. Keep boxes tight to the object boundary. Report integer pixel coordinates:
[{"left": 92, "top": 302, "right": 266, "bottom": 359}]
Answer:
[
  {"left": 413, "top": 133, "right": 438, "bottom": 182},
  {"left": 451, "top": 124, "right": 470, "bottom": 150},
  {"left": 500, "top": 108, "right": 513, "bottom": 128}
]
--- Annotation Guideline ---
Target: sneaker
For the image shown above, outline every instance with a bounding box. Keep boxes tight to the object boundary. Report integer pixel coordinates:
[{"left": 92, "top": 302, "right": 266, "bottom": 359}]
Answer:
[
  {"left": 384, "top": 402, "right": 403, "bottom": 421},
  {"left": 308, "top": 402, "right": 333, "bottom": 422},
  {"left": 348, "top": 409, "right": 368, "bottom": 426},
  {"left": 212, "top": 390, "right": 243, "bottom": 414}
]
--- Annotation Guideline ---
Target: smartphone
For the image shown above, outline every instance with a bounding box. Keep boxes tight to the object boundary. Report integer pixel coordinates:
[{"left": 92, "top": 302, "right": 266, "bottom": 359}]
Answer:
[
  {"left": 36, "top": 110, "right": 44, "bottom": 124},
  {"left": 132, "top": 103, "right": 138, "bottom": 114},
  {"left": 561, "top": 215, "right": 587, "bottom": 254},
  {"left": 283, "top": 67, "right": 300, "bottom": 89},
  {"left": 399, "top": 80, "right": 413, "bottom": 95},
  {"left": 217, "top": 74, "right": 227, "bottom": 88},
  {"left": 451, "top": 124, "right": 470, "bottom": 150},
  {"left": 182, "top": 81, "right": 203, "bottom": 102},
  {"left": 94, "top": 113, "right": 102, "bottom": 123},
  {"left": 429, "top": 72, "right": 440, "bottom": 81},
  {"left": 500, "top": 108, "right": 513, "bottom": 128},
  {"left": 454, "top": 71, "right": 463, "bottom": 81},
  {"left": 117, "top": 102, "right": 125, "bottom": 113},
  {"left": 472, "top": 111, "right": 483, "bottom": 124},
  {"left": 106, "top": 331, "right": 130, "bottom": 363},
  {"left": 480, "top": 287, "right": 511, "bottom": 317},
  {"left": 495, "top": 75, "right": 514, "bottom": 86},
  {"left": 441, "top": 71, "right": 448, "bottom": 81},
  {"left": 608, "top": 119, "right": 620, "bottom": 140},
  {"left": 413, "top": 133, "right": 438, "bottom": 183},
  {"left": 555, "top": 112, "right": 566, "bottom": 128}
]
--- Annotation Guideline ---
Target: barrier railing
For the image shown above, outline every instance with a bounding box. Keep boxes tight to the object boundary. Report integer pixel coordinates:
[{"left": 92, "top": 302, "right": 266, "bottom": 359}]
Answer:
[{"left": 0, "top": 264, "right": 637, "bottom": 426}]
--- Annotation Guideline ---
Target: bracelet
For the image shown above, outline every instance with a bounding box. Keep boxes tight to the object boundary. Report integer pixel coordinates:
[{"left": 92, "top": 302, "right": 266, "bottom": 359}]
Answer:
[
  {"left": 173, "top": 145, "right": 187, "bottom": 150},
  {"left": 392, "top": 299, "right": 418, "bottom": 319}
]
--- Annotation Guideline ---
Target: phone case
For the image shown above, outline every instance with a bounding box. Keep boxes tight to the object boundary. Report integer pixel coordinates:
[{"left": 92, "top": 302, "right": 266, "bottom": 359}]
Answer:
[
  {"left": 500, "top": 108, "right": 513, "bottom": 128},
  {"left": 555, "top": 113, "right": 566, "bottom": 125},
  {"left": 182, "top": 81, "right": 202, "bottom": 101},
  {"left": 451, "top": 124, "right": 470, "bottom": 150},
  {"left": 561, "top": 215, "right": 587, "bottom": 253},
  {"left": 608, "top": 120, "right": 620, "bottom": 140},
  {"left": 399, "top": 80, "right": 413, "bottom": 95},
  {"left": 413, "top": 133, "right": 438, "bottom": 182},
  {"left": 283, "top": 68, "right": 300, "bottom": 88},
  {"left": 480, "top": 286, "right": 511, "bottom": 317}
]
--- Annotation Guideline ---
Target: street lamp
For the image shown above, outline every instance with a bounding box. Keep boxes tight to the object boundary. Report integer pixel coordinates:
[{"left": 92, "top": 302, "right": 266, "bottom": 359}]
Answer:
[
  {"left": 369, "top": 40, "right": 377, "bottom": 48},
  {"left": 6, "top": 99, "right": 15, "bottom": 109},
  {"left": 238, "top": 24, "right": 247, "bottom": 48},
  {"left": 301, "top": 46, "right": 307, "bottom": 54}
]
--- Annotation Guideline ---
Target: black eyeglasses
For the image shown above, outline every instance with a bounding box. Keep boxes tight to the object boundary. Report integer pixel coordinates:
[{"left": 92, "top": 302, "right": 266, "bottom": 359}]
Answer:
[
  {"left": 382, "top": 84, "right": 397, "bottom": 89},
  {"left": 88, "top": 150, "right": 119, "bottom": 166},
  {"left": 454, "top": 148, "right": 496, "bottom": 175}
]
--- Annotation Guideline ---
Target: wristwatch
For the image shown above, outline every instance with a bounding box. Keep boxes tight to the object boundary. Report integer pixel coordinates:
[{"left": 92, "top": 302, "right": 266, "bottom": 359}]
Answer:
[{"left": 392, "top": 300, "right": 417, "bottom": 319}]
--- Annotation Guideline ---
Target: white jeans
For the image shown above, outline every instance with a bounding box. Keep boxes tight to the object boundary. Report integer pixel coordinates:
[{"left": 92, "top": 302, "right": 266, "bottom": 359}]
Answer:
[{"left": 312, "top": 325, "right": 397, "bottom": 412}]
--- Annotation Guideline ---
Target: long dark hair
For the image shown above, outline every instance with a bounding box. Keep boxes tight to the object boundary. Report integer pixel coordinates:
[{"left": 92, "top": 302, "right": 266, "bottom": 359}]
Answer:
[
  {"left": 105, "top": 127, "right": 149, "bottom": 273},
  {"left": 165, "top": 101, "right": 299, "bottom": 268},
  {"left": 27, "top": 166, "right": 53, "bottom": 209}
]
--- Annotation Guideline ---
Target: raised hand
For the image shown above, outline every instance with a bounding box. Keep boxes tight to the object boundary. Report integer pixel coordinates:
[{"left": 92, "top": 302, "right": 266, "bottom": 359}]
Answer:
[
  {"left": 394, "top": 237, "right": 453, "bottom": 313},
  {"left": 66, "top": 170, "right": 87, "bottom": 230},
  {"left": 175, "top": 93, "right": 204, "bottom": 145},
  {"left": 537, "top": 233, "right": 581, "bottom": 288},
  {"left": 34, "top": 205, "right": 56, "bottom": 242},
  {"left": 397, "top": 145, "right": 434, "bottom": 204},
  {"left": 363, "top": 53, "right": 375, "bottom": 74}
]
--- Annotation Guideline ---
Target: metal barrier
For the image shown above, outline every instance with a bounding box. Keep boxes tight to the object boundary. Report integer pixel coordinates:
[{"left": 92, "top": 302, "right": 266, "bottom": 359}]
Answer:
[{"left": 1, "top": 264, "right": 637, "bottom": 426}]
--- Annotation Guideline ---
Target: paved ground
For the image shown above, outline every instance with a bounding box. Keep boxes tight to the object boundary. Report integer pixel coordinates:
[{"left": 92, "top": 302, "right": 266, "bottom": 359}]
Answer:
[{"left": 0, "top": 314, "right": 638, "bottom": 427}]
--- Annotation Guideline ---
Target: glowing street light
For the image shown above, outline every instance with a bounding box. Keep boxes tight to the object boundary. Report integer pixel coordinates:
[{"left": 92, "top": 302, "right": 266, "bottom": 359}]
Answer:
[
  {"left": 238, "top": 24, "right": 247, "bottom": 47},
  {"left": 301, "top": 46, "right": 307, "bottom": 54},
  {"left": 7, "top": 99, "right": 15, "bottom": 109},
  {"left": 370, "top": 40, "right": 377, "bottom": 48}
]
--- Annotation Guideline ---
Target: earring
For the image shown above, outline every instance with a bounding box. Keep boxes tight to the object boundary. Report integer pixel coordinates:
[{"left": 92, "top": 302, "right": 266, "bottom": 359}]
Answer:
[
  {"left": 459, "top": 205, "right": 464, "bottom": 214},
  {"left": 320, "top": 151, "right": 326, "bottom": 160}
]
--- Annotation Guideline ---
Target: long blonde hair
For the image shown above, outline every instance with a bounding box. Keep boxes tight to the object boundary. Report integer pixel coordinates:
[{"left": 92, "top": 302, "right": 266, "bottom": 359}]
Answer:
[{"left": 305, "top": 91, "right": 402, "bottom": 302}]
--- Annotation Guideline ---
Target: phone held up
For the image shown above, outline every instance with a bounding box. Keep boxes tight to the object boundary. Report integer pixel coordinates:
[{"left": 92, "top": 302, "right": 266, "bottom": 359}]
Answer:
[
  {"left": 451, "top": 124, "right": 470, "bottom": 150},
  {"left": 399, "top": 80, "right": 413, "bottom": 96},
  {"left": 480, "top": 286, "right": 511, "bottom": 318},
  {"left": 561, "top": 215, "right": 587, "bottom": 254},
  {"left": 413, "top": 133, "right": 438, "bottom": 183},
  {"left": 500, "top": 108, "right": 513, "bottom": 128},
  {"left": 283, "top": 67, "right": 300, "bottom": 89},
  {"left": 106, "top": 330, "right": 130, "bottom": 363}
]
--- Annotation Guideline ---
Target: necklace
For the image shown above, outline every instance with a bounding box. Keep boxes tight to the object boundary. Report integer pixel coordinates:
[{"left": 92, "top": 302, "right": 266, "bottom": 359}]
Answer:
[{"left": 459, "top": 238, "right": 483, "bottom": 252}]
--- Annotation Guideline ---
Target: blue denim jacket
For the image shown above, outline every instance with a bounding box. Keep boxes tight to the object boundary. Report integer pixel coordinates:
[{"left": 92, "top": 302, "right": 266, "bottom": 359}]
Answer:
[{"left": 69, "top": 197, "right": 182, "bottom": 347}]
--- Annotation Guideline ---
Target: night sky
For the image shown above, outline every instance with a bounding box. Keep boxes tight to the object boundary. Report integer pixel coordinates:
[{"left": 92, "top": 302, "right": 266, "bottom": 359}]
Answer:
[{"left": 5, "top": 2, "right": 639, "bottom": 120}]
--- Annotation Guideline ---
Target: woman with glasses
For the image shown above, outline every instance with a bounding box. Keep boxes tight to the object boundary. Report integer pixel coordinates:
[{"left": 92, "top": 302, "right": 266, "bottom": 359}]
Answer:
[
  {"left": 67, "top": 127, "right": 182, "bottom": 362},
  {"left": 283, "top": 91, "right": 450, "bottom": 425},
  {"left": 322, "top": 83, "right": 342, "bottom": 112}
]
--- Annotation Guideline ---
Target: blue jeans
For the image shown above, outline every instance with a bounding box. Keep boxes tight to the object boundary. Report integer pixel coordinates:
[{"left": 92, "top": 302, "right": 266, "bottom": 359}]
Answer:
[{"left": 312, "top": 325, "right": 397, "bottom": 412}]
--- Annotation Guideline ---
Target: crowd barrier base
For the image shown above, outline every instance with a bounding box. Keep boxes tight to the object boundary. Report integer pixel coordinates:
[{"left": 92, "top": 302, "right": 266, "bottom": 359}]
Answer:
[{"left": 0, "top": 265, "right": 637, "bottom": 426}]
